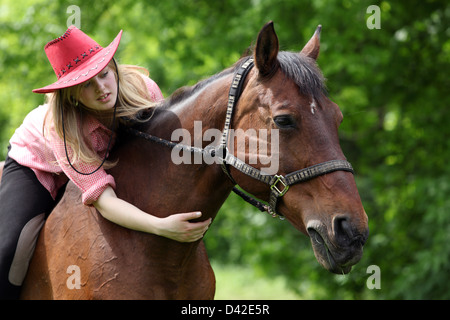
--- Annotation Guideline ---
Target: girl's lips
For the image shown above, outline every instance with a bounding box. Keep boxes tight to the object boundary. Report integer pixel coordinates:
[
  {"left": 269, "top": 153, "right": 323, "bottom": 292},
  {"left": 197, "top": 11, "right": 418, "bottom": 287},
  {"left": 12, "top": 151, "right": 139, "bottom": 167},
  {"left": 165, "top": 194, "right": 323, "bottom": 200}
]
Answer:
[{"left": 97, "top": 93, "right": 110, "bottom": 102}]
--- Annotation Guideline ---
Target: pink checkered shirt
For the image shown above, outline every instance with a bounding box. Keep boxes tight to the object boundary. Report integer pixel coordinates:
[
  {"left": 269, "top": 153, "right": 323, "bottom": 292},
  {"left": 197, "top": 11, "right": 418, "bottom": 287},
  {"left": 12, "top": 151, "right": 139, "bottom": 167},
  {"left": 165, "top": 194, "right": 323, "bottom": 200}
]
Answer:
[{"left": 8, "top": 76, "right": 163, "bottom": 205}]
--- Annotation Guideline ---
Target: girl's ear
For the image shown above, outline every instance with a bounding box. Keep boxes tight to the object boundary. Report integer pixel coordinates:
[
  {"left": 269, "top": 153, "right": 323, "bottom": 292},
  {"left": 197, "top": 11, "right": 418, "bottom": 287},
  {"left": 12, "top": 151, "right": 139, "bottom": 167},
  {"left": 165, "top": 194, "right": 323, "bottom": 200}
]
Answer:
[{"left": 70, "top": 97, "right": 79, "bottom": 107}]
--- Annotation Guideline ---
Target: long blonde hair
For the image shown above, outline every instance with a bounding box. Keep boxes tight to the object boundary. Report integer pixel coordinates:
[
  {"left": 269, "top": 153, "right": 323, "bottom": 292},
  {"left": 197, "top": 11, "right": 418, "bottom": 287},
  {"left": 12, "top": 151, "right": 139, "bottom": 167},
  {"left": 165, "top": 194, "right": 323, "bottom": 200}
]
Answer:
[{"left": 44, "top": 60, "right": 157, "bottom": 169}]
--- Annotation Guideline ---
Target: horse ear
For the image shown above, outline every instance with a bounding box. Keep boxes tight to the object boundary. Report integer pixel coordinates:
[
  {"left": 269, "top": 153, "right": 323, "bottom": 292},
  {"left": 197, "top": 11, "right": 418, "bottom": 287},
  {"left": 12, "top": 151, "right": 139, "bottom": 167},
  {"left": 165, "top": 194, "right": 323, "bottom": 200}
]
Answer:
[
  {"left": 254, "top": 21, "right": 279, "bottom": 78},
  {"left": 300, "top": 25, "right": 321, "bottom": 60}
]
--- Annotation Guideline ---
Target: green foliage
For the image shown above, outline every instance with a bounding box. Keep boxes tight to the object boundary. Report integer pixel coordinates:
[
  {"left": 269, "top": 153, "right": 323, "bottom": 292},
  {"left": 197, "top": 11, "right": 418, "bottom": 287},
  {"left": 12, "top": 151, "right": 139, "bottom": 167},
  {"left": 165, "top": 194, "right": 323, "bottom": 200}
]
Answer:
[
  {"left": 1, "top": 0, "right": 448, "bottom": 299},
  {"left": 211, "top": 261, "right": 303, "bottom": 299}
]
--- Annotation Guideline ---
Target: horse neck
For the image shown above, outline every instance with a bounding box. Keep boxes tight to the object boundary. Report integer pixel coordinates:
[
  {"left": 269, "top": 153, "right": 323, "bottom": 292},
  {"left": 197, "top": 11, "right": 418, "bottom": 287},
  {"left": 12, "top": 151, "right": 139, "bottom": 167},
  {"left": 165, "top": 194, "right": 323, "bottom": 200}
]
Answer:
[{"left": 135, "top": 72, "right": 236, "bottom": 217}]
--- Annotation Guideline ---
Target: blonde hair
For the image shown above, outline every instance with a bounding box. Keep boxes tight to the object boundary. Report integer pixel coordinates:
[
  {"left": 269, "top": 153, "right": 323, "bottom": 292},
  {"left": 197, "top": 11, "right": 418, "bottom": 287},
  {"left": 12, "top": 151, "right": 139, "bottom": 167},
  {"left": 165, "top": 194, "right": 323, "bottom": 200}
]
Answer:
[{"left": 44, "top": 60, "right": 157, "bottom": 169}]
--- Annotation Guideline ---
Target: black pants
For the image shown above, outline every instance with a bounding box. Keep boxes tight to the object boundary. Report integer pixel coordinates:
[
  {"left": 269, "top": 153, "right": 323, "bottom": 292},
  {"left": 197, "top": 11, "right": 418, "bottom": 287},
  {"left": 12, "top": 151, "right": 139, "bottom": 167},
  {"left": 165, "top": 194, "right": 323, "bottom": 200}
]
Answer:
[{"left": 0, "top": 154, "right": 64, "bottom": 299}]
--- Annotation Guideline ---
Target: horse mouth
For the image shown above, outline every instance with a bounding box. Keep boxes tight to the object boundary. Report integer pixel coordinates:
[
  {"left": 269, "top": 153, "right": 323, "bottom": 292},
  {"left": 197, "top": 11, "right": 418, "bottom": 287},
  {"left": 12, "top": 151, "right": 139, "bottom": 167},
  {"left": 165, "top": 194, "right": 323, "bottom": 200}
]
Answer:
[
  {"left": 306, "top": 215, "right": 369, "bottom": 275},
  {"left": 307, "top": 228, "right": 352, "bottom": 274}
]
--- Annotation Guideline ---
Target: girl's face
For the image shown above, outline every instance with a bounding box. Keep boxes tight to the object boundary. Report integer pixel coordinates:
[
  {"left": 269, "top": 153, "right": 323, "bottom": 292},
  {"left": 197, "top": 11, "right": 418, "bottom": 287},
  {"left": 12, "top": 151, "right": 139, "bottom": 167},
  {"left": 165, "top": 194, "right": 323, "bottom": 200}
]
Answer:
[{"left": 79, "top": 66, "right": 117, "bottom": 111}]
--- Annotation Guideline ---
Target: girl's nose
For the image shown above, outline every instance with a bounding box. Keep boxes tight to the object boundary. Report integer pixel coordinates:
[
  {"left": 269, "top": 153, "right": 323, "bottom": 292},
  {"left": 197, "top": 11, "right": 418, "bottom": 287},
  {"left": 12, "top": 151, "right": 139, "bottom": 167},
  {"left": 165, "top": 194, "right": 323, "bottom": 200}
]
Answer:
[{"left": 92, "top": 77, "right": 105, "bottom": 93}]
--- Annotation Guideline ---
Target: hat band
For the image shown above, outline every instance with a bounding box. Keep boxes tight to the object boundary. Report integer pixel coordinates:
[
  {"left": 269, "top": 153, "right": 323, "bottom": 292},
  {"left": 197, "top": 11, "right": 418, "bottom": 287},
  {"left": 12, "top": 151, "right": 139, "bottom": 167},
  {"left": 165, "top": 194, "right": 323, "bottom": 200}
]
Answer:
[
  {"left": 56, "top": 46, "right": 114, "bottom": 86},
  {"left": 57, "top": 44, "right": 101, "bottom": 79}
]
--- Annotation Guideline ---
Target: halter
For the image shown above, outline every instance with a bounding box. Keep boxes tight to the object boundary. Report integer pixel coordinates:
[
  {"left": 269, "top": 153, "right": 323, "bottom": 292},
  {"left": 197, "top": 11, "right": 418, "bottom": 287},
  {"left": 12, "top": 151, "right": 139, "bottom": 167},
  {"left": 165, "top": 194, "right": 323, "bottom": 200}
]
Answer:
[
  {"left": 126, "top": 57, "right": 354, "bottom": 219},
  {"left": 217, "top": 58, "right": 354, "bottom": 218}
]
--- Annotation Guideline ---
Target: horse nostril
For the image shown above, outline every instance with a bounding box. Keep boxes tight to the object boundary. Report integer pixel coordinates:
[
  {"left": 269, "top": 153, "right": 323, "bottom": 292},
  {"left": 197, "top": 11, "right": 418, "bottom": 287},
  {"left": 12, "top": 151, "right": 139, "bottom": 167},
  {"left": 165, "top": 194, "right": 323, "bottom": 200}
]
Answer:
[
  {"left": 333, "top": 216, "right": 369, "bottom": 247},
  {"left": 333, "top": 216, "right": 354, "bottom": 246}
]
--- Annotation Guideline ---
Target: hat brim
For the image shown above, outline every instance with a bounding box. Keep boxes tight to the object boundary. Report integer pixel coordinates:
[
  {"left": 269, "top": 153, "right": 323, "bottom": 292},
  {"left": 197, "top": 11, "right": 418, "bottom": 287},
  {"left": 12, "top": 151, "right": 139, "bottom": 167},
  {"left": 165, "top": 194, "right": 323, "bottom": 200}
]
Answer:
[{"left": 33, "top": 30, "right": 123, "bottom": 94}]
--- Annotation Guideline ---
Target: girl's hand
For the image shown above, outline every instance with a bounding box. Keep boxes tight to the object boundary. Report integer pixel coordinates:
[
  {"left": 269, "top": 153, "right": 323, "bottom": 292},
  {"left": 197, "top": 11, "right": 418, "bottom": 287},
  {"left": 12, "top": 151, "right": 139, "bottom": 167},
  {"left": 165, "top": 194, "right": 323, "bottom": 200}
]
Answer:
[{"left": 156, "top": 212, "right": 211, "bottom": 242}]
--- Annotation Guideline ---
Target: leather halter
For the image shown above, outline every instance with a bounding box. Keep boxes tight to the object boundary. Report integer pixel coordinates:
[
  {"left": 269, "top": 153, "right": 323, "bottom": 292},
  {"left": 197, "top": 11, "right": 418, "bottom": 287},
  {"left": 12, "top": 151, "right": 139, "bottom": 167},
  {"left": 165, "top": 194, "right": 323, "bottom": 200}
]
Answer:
[
  {"left": 126, "top": 57, "right": 354, "bottom": 219},
  {"left": 217, "top": 58, "right": 354, "bottom": 218}
]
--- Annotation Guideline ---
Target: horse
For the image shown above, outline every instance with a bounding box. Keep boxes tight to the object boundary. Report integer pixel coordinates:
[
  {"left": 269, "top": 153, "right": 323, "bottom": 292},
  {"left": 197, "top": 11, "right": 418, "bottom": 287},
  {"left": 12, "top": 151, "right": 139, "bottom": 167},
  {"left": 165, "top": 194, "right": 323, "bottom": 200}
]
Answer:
[{"left": 3, "top": 21, "right": 368, "bottom": 299}]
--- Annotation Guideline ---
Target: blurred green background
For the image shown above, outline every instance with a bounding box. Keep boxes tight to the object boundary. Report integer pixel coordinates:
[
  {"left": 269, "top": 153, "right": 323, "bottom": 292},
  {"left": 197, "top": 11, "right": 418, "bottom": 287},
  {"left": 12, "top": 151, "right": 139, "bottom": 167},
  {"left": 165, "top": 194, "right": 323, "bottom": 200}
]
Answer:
[{"left": 1, "top": 0, "right": 449, "bottom": 299}]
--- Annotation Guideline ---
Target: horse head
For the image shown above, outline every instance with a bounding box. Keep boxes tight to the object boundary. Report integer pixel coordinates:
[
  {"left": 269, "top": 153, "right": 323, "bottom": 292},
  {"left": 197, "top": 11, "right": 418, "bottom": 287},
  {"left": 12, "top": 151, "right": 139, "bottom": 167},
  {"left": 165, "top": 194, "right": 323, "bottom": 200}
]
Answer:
[{"left": 229, "top": 22, "right": 369, "bottom": 274}]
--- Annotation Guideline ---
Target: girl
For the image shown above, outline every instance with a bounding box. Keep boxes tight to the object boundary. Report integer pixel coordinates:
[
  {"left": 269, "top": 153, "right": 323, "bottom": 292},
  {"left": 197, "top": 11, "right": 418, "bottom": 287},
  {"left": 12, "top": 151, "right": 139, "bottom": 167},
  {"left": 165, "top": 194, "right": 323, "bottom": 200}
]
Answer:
[{"left": 0, "top": 26, "right": 210, "bottom": 299}]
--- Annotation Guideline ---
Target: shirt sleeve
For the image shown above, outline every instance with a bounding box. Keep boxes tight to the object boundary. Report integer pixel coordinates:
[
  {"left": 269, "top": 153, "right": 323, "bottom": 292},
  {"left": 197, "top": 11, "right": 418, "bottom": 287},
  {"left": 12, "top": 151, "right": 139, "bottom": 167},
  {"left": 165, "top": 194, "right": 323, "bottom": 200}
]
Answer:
[
  {"left": 142, "top": 75, "right": 164, "bottom": 102},
  {"left": 48, "top": 125, "right": 116, "bottom": 206}
]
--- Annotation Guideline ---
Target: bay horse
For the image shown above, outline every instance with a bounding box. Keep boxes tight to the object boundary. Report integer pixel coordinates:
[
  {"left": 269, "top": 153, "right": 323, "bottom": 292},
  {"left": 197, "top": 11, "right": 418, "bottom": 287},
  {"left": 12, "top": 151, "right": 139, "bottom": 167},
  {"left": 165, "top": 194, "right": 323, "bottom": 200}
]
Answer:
[{"left": 5, "top": 21, "right": 368, "bottom": 299}]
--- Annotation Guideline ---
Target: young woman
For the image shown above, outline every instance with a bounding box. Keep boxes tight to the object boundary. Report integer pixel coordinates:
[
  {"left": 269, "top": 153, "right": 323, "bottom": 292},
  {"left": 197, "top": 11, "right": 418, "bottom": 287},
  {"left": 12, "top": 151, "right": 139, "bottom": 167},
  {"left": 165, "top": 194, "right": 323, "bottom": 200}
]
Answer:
[{"left": 0, "top": 26, "right": 210, "bottom": 299}]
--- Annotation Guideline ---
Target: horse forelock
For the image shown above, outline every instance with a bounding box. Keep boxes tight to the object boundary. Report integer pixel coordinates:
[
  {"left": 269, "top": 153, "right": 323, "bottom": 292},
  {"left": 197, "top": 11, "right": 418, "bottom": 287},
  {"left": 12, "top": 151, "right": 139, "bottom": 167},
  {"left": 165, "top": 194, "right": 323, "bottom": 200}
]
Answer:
[{"left": 276, "top": 51, "right": 327, "bottom": 99}]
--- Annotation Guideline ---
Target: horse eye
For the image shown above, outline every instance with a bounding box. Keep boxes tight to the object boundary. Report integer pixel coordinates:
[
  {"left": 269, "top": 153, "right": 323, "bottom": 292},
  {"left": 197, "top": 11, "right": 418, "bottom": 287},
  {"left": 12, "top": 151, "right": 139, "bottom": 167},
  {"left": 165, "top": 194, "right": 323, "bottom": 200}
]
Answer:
[{"left": 273, "top": 115, "right": 296, "bottom": 129}]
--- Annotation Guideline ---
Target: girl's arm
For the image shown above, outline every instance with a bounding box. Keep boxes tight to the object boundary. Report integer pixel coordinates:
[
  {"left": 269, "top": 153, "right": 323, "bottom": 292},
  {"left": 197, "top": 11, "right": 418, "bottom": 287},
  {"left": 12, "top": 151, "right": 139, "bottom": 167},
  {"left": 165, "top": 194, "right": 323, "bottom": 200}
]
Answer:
[{"left": 94, "top": 186, "right": 211, "bottom": 242}]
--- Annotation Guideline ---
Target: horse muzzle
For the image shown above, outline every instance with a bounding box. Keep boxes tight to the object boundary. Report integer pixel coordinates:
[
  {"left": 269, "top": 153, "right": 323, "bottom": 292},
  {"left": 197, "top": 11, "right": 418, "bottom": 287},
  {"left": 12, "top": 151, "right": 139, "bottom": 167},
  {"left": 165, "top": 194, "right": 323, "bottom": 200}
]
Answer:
[{"left": 307, "top": 217, "right": 369, "bottom": 274}]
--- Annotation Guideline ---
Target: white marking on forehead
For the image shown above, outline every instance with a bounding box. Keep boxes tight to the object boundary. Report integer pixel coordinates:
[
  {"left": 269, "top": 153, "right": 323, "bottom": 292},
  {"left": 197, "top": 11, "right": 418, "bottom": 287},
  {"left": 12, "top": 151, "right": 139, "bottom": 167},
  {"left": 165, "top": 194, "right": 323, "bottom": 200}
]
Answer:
[{"left": 310, "top": 99, "right": 317, "bottom": 115}]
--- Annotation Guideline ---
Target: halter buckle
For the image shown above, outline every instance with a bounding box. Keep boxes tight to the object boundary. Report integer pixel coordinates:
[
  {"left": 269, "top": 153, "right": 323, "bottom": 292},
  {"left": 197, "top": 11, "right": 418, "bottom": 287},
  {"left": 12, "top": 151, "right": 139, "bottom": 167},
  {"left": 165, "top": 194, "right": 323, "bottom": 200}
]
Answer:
[{"left": 270, "top": 175, "right": 289, "bottom": 197}]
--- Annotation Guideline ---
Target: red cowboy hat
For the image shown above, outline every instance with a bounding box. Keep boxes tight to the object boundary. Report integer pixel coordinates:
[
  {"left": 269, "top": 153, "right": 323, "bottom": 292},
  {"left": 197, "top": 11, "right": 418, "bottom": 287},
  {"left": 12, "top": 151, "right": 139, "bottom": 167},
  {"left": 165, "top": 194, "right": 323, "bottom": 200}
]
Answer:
[{"left": 33, "top": 26, "right": 122, "bottom": 94}]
